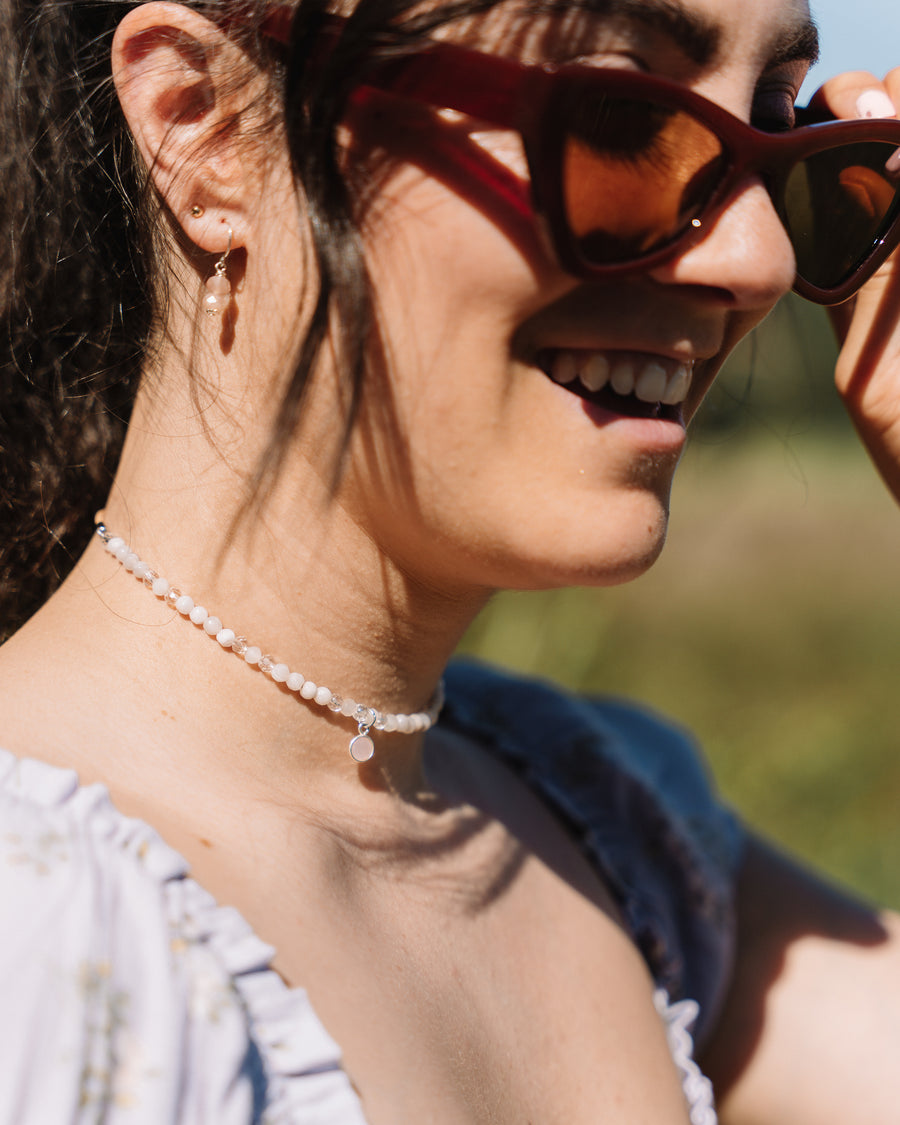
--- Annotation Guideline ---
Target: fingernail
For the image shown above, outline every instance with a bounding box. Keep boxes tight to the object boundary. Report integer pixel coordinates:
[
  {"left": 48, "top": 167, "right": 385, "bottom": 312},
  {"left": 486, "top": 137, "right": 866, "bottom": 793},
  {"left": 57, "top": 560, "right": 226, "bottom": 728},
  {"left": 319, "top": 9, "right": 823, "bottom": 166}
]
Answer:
[{"left": 856, "top": 89, "right": 897, "bottom": 119}]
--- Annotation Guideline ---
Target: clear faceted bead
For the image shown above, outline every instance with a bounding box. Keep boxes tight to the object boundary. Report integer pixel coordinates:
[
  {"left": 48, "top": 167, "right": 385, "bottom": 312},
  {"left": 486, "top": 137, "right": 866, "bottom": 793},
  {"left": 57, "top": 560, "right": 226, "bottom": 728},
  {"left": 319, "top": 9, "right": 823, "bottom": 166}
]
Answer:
[
  {"left": 164, "top": 587, "right": 182, "bottom": 608},
  {"left": 231, "top": 635, "right": 248, "bottom": 656},
  {"left": 258, "top": 654, "right": 275, "bottom": 674},
  {"left": 142, "top": 569, "right": 159, "bottom": 590},
  {"left": 356, "top": 706, "right": 375, "bottom": 728},
  {"left": 326, "top": 693, "right": 343, "bottom": 713},
  {"left": 203, "top": 292, "right": 225, "bottom": 317}
]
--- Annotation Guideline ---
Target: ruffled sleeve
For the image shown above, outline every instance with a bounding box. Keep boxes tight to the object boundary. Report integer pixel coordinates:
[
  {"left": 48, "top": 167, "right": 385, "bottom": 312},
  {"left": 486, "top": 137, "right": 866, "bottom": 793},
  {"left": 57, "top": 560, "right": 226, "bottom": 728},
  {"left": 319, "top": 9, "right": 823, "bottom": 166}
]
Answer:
[{"left": 0, "top": 749, "right": 366, "bottom": 1125}]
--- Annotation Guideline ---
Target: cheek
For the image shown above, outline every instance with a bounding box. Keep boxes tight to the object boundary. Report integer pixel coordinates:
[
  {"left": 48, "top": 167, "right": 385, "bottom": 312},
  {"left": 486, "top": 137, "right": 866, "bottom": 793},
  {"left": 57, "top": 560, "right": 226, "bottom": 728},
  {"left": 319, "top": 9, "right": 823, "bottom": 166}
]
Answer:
[
  {"left": 466, "top": 125, "right": 531, "bottom": 182},
  {"left": 358, "top": 165, "right": 570, "bottom": 395}
]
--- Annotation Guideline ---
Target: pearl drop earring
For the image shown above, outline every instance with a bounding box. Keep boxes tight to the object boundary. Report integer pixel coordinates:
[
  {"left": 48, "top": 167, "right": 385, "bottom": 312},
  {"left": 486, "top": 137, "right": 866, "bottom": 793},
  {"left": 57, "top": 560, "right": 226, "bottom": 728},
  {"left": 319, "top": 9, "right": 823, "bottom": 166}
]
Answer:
[{"left": 203, "top": 227, "right": 233, "bottom": 317}]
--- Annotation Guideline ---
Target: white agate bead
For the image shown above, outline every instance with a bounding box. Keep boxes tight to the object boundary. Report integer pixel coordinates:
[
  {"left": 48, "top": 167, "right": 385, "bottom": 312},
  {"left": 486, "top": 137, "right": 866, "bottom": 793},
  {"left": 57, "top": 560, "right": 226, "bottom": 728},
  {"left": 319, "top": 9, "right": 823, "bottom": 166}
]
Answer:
[
  {"left": 152, "top": 577, "right": 169, "bottom": 598},
  {"left": 175, "top": 595, "right": 194, "bottom": 615},
  {"left": 244, "top": 646, "right": 261, "bottom": 665},
  {"left": 300, "top": 680, "right": 317, "bottom": 700},
  {"left": 217, "top": 628, "right": 235, "bottom": 648},
  {"left": 203, "top": 616, "right": 222, "bottom": 636},
  {"left": 340, "top": 698, "right": 357, "bottom": 717},
  {"left": 314, "top": 685, "right": 332, "bottom": 706},
  {"left": 206, "top": 273, "right": 230, "bottom": 295},
  {"left": 286, "top": 672, "right": 304, "bottom": 692},
  {"left": 271, "top": 664, "right": 289, "bottom": 683},
  {"left": 189, "top": 605, "right": 208, "bottom": 626}
]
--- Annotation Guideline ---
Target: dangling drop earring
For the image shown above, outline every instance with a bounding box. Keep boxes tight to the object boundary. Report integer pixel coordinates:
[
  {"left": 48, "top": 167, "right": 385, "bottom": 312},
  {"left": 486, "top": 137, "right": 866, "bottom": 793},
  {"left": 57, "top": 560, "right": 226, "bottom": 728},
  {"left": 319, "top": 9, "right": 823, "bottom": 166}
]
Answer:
[{"left": 203, "top": 227, "right": 233, "bottom": 317}]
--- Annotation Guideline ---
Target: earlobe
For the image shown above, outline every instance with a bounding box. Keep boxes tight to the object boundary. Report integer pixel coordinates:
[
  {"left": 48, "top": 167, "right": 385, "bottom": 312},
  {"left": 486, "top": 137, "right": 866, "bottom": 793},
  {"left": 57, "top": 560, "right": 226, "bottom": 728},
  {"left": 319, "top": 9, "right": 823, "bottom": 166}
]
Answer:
[{"left": 111, "top": 2, "right": 254, "bottom": 251}]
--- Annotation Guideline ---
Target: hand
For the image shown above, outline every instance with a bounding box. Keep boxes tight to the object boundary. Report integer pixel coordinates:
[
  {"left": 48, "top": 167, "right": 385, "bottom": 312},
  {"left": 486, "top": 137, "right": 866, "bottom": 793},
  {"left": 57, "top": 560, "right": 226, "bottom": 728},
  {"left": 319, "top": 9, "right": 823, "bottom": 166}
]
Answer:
[{"left": 812, "top": 69, "right": 900, "bottom": 504}]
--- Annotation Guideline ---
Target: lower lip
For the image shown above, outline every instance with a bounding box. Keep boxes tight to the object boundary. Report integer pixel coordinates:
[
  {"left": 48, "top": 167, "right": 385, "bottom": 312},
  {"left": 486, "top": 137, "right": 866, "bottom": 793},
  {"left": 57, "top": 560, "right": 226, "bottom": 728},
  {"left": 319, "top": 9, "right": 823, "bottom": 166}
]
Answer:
[{"left": 556, "top": 382, "right": 688, "bottom": 455}]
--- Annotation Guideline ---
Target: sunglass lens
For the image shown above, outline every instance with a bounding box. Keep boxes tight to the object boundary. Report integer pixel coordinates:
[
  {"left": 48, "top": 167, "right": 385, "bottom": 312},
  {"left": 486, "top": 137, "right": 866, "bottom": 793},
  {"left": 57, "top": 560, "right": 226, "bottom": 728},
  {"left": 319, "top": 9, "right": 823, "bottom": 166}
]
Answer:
[
  {"left": 560, "top": 92, "right": 726, "bottom": 265},
  {"left": 781, "top": 141, "right": 900, "bottom": 291}
]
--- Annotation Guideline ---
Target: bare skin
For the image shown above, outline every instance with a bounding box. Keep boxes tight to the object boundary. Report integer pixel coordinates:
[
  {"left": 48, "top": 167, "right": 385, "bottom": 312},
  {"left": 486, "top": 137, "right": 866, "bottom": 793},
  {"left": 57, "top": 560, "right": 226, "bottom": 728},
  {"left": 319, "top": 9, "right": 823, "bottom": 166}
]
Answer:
[{"left": 3, "top": 1, "right": 900, "bottom": 1122}]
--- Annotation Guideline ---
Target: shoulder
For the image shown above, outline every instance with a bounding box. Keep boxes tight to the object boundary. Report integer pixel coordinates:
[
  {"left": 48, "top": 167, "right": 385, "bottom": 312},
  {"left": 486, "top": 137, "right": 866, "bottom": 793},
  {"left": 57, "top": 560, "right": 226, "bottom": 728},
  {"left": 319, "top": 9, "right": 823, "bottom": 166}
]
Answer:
[
  {"left": 442, "top": 660, "right": 744, "bottom": 1041},
  {"left": 0, "top": 750, "right": 267, "bottom": 1123}
]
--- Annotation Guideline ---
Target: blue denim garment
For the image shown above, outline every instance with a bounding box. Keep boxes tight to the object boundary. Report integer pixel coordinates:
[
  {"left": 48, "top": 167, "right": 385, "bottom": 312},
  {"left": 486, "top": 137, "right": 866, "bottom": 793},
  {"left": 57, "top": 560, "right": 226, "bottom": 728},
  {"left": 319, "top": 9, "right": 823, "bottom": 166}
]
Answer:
[{"left": 442, "top": 660, "right": 744, "bottom": 1046}]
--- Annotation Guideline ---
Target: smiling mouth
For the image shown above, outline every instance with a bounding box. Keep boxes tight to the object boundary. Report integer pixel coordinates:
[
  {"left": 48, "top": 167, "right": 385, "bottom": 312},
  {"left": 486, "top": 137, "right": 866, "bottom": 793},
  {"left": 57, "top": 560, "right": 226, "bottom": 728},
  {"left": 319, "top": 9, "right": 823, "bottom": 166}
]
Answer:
[{"left": 536, "top": 349, "right": 693, "bottom": 421}]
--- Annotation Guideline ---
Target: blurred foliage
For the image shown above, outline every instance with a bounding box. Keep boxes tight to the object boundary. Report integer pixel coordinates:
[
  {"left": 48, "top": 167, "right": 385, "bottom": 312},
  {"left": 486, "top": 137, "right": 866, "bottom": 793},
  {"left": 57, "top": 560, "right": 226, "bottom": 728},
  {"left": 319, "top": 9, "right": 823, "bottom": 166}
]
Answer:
[
  {"left": 694, "top": 292, "right": 843, "bottom": 439},
  {"left": 457, "top": 295, "right": 900, "bottom": 907}
]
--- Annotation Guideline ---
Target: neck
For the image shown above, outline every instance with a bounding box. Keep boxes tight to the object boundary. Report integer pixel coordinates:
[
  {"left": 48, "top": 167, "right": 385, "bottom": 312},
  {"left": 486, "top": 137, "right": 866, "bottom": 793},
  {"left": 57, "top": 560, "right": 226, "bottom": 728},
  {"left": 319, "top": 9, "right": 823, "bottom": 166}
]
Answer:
[{"left": 83, "top": 376, "right": 489, "bottom": 804}]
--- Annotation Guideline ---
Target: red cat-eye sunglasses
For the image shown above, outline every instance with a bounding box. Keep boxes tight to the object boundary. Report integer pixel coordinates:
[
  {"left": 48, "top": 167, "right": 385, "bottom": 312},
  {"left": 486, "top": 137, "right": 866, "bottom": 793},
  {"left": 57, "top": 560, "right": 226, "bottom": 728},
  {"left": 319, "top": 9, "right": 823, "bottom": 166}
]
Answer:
[{"left": 263, "top": 9, "right": 900, "bottom": 304}]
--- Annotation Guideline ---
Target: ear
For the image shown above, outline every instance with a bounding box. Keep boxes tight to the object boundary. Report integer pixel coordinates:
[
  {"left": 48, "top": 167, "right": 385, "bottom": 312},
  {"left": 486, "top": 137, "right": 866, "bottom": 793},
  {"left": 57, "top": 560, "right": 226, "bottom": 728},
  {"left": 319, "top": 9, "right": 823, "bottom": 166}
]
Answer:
[{"left": 111, "top": 2, "right": 266, "bottom": 253}]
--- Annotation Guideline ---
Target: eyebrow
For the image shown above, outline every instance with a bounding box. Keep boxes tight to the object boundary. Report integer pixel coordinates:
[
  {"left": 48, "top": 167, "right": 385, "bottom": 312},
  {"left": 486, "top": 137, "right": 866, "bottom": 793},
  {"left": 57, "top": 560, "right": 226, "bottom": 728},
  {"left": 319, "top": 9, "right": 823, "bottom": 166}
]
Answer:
[
  {"left": 766, "top": 16, "right": 820, "bottom": 69},
  {"left": 554, "top": 0, "right": 820, "bottom": 70},
  {"left": 597, "top": 0, "right": 720, "bottom": 65}
]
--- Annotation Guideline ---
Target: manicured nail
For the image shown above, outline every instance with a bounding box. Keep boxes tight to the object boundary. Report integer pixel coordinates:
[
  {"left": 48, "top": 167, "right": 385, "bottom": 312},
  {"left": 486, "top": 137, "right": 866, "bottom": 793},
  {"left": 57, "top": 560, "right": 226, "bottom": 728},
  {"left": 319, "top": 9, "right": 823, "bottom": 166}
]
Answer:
[
  {"left": 886, "top": 147, "right": 900, "bottom": 174},
  {"left": 856, "top": 89, "right": 897, "bottom": 119}
]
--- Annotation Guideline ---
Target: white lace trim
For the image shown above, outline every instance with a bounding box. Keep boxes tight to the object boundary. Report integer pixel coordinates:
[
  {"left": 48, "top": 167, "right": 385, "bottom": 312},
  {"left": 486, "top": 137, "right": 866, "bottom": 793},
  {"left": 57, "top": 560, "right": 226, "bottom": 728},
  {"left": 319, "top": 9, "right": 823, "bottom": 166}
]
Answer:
[{"left": 655, "top": 989, "right": 718, "bottom": 1124}]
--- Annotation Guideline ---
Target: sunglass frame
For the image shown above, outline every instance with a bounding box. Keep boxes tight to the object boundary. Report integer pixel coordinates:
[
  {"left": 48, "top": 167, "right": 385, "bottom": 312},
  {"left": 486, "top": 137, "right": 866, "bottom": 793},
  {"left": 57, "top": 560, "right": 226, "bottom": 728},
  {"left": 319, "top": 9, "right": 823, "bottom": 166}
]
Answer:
[{"left": 263, "top": 10, "right": 900, "bottom": 304}]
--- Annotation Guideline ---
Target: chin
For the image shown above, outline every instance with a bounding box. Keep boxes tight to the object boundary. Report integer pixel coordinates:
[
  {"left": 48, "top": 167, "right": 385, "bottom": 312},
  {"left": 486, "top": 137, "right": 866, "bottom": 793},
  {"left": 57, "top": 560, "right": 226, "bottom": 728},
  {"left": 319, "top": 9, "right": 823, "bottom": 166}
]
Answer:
[{"left": 494, "top": 499, "right": 672, "bottom": 594}]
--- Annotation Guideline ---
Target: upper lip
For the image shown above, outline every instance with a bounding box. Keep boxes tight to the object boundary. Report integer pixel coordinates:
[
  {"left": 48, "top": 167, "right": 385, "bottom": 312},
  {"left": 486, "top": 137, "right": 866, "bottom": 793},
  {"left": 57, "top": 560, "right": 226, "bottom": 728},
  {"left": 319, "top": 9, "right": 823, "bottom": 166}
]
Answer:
[
  {"left": 515, "top": 284, "right": 726, "bottom": 365},
  {"left": 527, "top": 341, "right": 716, "bottom": 365}
]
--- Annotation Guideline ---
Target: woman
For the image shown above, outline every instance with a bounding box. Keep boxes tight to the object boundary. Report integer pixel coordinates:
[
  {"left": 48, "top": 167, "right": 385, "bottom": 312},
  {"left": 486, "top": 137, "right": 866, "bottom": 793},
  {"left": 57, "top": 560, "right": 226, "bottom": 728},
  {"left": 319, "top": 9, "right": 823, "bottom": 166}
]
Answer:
[{"left": 1, "top": 0, "right": 900, "bottom": 1120}]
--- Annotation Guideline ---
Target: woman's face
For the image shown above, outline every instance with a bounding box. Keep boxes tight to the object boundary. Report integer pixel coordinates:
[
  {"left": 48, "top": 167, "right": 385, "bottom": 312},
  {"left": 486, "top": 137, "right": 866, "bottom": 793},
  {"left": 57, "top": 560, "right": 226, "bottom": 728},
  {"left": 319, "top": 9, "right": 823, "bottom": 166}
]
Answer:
[{"left": 333, "top": 0, "right": 815, "bottom": 595}]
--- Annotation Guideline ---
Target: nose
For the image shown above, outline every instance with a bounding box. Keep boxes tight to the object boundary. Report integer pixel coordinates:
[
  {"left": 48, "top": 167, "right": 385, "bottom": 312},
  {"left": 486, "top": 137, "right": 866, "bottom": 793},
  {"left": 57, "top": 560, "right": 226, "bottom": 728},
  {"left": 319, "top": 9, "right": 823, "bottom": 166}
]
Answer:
[{"left": 648, "top": 176, "right": 796, "bottom": 310}]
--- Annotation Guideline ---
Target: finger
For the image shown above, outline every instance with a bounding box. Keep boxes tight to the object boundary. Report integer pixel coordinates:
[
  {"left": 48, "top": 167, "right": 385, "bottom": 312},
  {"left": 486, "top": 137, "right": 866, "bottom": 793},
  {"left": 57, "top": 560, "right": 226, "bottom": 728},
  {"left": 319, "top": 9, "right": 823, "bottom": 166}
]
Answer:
[
  {"left": 882, "top": 66, "right": 900, "bottom": 109},
  {"left": 809, "top": 71, "right": 896, "bottom": 120}
]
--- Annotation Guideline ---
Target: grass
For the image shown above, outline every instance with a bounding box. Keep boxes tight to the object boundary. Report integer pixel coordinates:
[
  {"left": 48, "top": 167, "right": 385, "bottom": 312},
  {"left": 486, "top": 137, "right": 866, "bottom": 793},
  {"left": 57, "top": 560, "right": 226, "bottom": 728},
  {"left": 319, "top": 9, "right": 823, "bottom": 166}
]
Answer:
[{"left": 457, "top": 300, "right": 900, "bottom": 908}]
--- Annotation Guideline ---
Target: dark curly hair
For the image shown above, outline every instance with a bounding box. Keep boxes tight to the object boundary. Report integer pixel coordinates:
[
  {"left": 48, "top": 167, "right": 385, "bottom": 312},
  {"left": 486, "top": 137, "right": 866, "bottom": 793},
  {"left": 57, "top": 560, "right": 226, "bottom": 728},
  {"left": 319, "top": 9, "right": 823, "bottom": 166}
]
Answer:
[{"left": 0, "top": 0, "right": 505, "bottom": 639}]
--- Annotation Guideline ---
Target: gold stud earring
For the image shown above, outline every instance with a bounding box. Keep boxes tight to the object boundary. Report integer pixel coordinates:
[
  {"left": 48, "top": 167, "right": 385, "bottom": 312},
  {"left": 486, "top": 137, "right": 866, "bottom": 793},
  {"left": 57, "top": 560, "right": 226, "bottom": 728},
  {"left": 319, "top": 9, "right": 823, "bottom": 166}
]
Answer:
[{"left": 190, "top": 204, "right": 205, "bottom": 218}]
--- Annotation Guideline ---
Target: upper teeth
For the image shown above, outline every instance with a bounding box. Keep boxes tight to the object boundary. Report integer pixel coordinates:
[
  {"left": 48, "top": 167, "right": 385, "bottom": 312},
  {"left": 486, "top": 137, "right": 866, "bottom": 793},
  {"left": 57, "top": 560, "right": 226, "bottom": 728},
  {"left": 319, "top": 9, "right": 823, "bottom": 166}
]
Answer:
[{"left": 549, "top": 350, "right": 694, "bottom": 405}]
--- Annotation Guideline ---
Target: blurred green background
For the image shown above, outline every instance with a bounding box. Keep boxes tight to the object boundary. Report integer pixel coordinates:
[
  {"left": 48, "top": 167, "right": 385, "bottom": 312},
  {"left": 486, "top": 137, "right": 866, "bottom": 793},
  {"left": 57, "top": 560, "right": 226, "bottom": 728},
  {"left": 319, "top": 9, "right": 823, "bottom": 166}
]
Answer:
[{"left": 457, "top": 295, "right": 900, "bottom": 908}]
